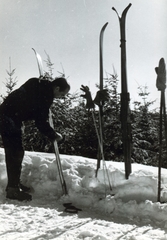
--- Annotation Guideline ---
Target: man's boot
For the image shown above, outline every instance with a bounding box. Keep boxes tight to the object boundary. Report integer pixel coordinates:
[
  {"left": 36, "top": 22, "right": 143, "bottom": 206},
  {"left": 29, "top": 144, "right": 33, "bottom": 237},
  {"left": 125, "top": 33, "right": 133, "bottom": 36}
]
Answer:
[
  {"left": 5, "top": 148, "right": 32, "bottom": 201},
  {"left": 19, "top": 183, "right": 31, "bottom": 192},
  {"left": 6, "top": 187, "right": 32, "bottom": 201}
]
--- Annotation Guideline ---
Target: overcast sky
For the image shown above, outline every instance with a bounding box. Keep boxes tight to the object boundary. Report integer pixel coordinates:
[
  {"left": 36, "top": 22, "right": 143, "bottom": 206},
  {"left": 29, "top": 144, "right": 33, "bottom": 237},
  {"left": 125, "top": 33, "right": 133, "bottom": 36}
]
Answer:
[{"left": 0, "top": 0, "right": 167, "bottom": 110}]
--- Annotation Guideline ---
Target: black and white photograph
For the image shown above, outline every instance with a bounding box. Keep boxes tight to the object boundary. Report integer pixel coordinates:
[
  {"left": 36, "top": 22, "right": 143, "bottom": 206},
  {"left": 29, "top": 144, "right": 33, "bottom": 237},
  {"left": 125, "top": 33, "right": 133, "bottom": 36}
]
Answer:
[{"left": 0, "top": 0, "right": 167, "bottom": 239}]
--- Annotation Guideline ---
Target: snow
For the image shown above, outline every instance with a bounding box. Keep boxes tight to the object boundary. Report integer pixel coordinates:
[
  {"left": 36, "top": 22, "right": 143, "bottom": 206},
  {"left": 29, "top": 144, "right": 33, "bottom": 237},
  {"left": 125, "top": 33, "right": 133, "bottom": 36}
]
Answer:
[{"left": 0, "top": 147, "right": 167, "bottom": 239}]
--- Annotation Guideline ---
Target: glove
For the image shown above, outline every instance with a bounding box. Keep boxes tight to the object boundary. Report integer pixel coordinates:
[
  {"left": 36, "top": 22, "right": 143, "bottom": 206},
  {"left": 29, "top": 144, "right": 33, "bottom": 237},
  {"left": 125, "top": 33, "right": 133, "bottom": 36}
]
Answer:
[
  {"left": 94, "top": 89, "right": 109, "bottom": 106},
  {"left": 80, "top": 85, "right": 94, "bottom": 109},
  {"left": 55, "top": 132, "right": 63, "bottom": 142}
]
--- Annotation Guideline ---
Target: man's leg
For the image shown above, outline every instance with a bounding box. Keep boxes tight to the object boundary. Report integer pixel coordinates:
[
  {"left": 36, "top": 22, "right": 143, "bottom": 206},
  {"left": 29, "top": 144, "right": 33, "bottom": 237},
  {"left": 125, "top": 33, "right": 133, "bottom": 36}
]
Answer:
[
  {"left": 5, "top": 147, "right": 30, "bottom": 192},
  {"left": 1, "top": 119, "right": 32, "bottom": 201},
  {"left": 5, "top": 147, "right": 24, "bottom": 189}
]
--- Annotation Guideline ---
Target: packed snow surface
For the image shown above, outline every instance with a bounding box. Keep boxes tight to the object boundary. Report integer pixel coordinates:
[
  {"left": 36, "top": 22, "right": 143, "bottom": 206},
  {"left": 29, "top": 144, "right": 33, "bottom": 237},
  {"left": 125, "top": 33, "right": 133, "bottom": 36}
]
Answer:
[{"left": 0, "top": 147, "right": 167, "bottom": 239}]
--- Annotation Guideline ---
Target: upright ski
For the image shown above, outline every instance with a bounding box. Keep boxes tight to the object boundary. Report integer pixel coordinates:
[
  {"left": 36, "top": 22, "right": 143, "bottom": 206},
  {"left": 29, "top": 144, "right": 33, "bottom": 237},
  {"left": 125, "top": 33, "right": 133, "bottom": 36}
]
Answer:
[
  {"left": 32, "top": 48, "right": 44, "bottom": 78},
  {"left": 112, "top": 4, "right": 132, "bottom": 179},
  {"left": 32, "top": 48, "right": 68, "bottom": 195},
  {"left": 96, "top": 22, "right": 108, "bottom": 176}
]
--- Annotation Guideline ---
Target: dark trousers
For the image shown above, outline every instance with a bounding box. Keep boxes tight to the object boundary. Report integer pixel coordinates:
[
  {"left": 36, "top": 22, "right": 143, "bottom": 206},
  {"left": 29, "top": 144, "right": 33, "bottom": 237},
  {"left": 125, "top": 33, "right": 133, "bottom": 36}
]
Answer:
[{"left": 0, "top": 115, "right": 24, "bottom": 188}]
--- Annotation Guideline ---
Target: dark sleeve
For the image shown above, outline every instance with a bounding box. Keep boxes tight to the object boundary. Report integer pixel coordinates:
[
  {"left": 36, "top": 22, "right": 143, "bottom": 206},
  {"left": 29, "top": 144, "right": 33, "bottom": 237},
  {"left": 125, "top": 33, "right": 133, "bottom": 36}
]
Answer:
[
  {"left": 32, "top": 79, "right": 56, "bottom": 141},
  {"left": 35, "top": 109, "right": 56, "bottom": 141}
]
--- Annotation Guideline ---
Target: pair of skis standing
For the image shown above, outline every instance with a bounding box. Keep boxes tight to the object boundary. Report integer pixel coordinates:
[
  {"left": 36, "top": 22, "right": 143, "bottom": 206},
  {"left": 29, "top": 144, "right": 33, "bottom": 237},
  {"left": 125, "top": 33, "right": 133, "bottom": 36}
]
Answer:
[
  {"left": 33, "top": 4, "right": 132, "bottom": 207},
  {"left": 80, "top": 3, "right": 132, "bottom": 192}
]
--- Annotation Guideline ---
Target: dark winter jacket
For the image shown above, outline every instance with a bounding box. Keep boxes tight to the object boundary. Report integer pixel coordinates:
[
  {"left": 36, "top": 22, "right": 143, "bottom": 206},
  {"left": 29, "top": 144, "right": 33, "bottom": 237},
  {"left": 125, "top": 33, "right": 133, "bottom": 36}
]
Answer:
[{"left": 0, "top": 78, "right": 56, "bottom": 140}]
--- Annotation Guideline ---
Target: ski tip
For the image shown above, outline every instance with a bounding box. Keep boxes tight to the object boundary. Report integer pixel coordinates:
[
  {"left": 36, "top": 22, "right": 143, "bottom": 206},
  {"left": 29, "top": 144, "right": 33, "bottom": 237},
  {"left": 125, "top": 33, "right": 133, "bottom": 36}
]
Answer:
[
  {"left": 63, "top": 202, "right": 72, "bottom": 207},
  {"left": 63, "top": 203, "right": 82, "bottom": 214},
  {"left": 32, "top": 48, "right": 37, "bottom": 55},
  {"left": 112, "top": 7, "right": 118, "bottom": 14},
  {"left": 64, "top": 208, "right": 78, "bottom": 214},
  {"left": 103, "top": 22, "right": 109, "bottom": 28}
]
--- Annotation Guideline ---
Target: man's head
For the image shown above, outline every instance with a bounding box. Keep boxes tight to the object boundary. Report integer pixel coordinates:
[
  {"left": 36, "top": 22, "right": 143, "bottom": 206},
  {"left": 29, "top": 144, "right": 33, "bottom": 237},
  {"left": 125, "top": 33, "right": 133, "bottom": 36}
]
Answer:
[{"left": 51, "top": 77, "right": 70, "bottom": 98}]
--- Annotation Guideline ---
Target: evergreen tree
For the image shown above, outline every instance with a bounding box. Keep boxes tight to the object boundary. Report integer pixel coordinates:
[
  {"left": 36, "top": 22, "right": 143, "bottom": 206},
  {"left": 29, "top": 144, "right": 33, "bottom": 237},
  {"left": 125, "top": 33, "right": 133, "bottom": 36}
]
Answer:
[
  {"left": 132, "top": 85, "right": 158, "bottom": 165},
  {"left": 0, "top": 57, "right": 17, "bottom": 101},
  {"left": 0, "top": 58, "right": 18, "bottom": 147},
  {"left": 102, "top": 70, "right": 122, "bottom": 160}
]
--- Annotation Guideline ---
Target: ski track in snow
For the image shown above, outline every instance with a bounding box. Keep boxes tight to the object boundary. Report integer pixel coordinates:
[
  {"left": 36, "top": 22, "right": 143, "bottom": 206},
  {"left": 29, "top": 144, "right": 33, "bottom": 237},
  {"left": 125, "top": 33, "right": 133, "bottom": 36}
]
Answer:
[
  {"left": 0, "top": 201, "right": 166, "bottom": 240},
  {"left": 0, "top": 148, "right": 167, "bottom": 239}
]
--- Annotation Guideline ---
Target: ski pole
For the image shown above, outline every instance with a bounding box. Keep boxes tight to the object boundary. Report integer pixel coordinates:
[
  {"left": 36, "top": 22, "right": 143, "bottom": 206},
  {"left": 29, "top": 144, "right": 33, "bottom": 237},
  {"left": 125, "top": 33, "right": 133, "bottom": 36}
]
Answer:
[
  {"left": 91, "top": 109, "right": 112, "bottom": 193},
  {"left": 49, "top": 110, "right": 68, "bottom": 195}
]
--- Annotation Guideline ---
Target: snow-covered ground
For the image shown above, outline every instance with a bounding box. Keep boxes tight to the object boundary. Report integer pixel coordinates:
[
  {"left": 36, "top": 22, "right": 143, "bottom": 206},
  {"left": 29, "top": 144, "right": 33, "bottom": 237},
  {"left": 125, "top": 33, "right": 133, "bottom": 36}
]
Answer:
[{"left": 0, "top": 147, "right": 167, "bottom": 240}]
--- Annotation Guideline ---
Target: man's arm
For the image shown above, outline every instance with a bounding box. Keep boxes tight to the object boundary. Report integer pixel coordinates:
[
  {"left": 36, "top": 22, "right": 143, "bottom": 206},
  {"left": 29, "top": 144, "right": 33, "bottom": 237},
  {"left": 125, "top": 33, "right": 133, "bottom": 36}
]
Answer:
[{"left": 35, "top": 109, "right": 62, "bottom": 141}]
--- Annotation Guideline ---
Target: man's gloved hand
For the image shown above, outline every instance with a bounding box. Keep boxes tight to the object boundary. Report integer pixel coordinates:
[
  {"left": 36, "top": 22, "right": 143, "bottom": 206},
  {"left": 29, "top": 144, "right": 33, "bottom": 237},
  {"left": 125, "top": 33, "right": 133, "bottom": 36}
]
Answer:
[
  {"left": 55, "top": 132, "right": 63, "bottom": 142},
  {"left": 80, "top": 85, "right": 94, "bottom": 109},
  {"left": 94, "top": 89, "right": 109, "bottom": 106}
]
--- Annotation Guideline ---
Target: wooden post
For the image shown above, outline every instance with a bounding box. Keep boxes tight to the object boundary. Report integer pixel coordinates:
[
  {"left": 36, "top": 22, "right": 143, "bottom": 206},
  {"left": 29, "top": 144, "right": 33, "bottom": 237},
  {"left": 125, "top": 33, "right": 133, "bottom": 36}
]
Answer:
[{"left": 155, "top": 58, "right": 166, "bottom": 202}]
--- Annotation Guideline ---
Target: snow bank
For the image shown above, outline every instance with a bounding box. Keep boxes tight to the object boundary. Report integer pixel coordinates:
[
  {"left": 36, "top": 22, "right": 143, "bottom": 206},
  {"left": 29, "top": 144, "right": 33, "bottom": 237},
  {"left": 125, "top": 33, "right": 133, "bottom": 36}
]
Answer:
[{"left": 0, "top": 147, "right": 167, "bottom": 227}]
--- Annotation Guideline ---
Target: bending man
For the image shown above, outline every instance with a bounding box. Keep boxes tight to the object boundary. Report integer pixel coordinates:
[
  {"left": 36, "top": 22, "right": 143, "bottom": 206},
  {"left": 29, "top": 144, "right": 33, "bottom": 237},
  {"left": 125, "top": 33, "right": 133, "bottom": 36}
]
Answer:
[{"left": 0, "top": 77, "right": 70, "bottom": 201}]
